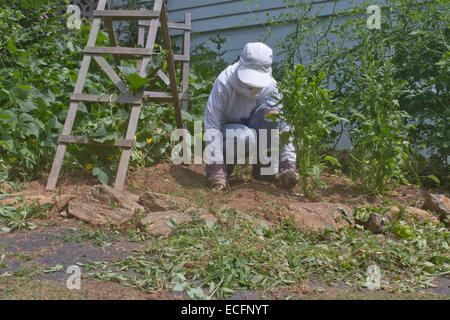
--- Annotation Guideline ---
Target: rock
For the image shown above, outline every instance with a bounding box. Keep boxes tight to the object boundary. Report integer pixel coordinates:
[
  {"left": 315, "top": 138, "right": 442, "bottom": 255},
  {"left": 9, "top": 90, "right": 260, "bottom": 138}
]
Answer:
[
  {"left": 365, "top": 213, "right": 387, "bottom": 234},
  {"left": 388, "top": 206, "right": 439, "bottom": 224},
  {"left": 139, "top": 210, "right": 191, "bottom": 237},
  {"left": 87, "top": 185, "right": 143, "bottom": 213},
  {"left": 139, "top": 207, "right": 217, "bottom": 238},
  {"left": 139, "top": 192, "right": 190, "bottom": 212},
  {"left": 422, "top": 193, "right": 450, "bottom": 227},
  {"left": 287, "top": 202, "right": 353, "bottom": 232},
  {"left": 67, "top": 185, "right": 144, "bottom": 226},
  {"left": 362, "top": 206, "right": 439, "bottom": 234},
  {"left": 49, "top": 194, "right": 77, "bottom": 215},
  {"left": 68, "top": 200, "right": 137, "bottom": 226}
]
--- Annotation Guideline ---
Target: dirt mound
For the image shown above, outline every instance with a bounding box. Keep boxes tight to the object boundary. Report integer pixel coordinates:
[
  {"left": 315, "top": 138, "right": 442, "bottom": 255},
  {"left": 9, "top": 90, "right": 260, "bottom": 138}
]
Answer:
[{"left": 2, "top": 163, "right": 444, "bottom": 235}]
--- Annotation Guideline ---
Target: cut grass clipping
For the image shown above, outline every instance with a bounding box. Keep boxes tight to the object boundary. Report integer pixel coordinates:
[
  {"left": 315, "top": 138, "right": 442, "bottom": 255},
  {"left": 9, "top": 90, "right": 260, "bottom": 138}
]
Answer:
[
  {"left": 0, "top": 198, "right": 51, "bottom": 232},
  {"left": 81, "top": 207, "right": 449, "bottom": 299}
]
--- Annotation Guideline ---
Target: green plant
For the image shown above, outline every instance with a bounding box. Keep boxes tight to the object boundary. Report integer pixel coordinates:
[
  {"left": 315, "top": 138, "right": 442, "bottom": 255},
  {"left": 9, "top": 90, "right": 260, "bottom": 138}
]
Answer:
[
  {"left": 278, "top": 65, "right": 346, "bottom": 193},
  {"left": 348, "top": 48, "right": 411, "bottom": 194},
  {"left": 0, "top": 199, "right": 50, "bottom": 232},
  {"left": 253, "top": 0, "right": 449, "bottom": 188},
  {"left": 0, "top": 1, "right": 208, "bottom": 185}
]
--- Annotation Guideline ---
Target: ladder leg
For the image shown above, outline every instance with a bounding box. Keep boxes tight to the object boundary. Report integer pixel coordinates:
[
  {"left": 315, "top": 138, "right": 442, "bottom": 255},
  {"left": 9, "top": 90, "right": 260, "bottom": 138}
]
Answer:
[
  {"left": 46, "top": 144, "right": 68, "bottom": 190},
  {"left": 181, "top": 13, "right": 191, "bottom": 111},
  {"left": 114, "top": 105, "right": 142, "bottom": 191},
  {"left": 160, "top": 4, "right": 183, "bottom": 129},
  {"left": 46, "top": 99, "right": 84, "bottom": 190}
]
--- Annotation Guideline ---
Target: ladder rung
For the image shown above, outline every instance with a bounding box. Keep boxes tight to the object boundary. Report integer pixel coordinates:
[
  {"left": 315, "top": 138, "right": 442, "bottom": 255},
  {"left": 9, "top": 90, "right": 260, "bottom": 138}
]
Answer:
[
  {"left": 59, "top": 135, "right": 133, "bottom": 148},
  {"left": 84, "top": 46, "right": 154, "bottom": 57},
  {"left": 139, "top": 20, "right": 191, "bottom": 30},
  {"left": 71, "top": 93, "right": 142, "bottom": 105},
  {"left": 174, "top": 55, "right": 190, "bottom": 62},
  {"left": 143, "top": 91, "right": 180, "bottom": 102},
  {"left": 94, "top": 10, "right": 160, "bottom": 20}
]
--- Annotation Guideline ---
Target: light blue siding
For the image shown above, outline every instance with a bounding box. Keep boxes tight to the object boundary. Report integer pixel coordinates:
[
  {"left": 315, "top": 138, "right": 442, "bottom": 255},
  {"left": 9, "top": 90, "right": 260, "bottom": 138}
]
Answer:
[{"left": 166, "top": 0, "right": 361, "bottom": 62}]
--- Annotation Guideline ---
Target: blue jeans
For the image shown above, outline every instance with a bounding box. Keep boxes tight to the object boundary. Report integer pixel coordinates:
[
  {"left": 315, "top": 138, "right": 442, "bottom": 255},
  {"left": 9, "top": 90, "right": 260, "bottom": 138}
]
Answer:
[{"left": 206, "top": 104, "right": 283, "bottom": 179}]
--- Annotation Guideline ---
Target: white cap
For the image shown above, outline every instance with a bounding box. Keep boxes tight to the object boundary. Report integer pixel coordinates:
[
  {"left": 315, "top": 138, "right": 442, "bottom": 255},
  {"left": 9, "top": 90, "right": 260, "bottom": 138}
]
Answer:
[{"left": 237, "top": 42, "right": 273, "bottom": 88}]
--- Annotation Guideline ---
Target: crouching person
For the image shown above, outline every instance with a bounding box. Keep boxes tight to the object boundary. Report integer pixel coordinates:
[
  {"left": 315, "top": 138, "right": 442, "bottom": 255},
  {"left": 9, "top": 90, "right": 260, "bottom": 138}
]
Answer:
[{"left": 204, "top": 42, "right": 298, "bottom": 192}]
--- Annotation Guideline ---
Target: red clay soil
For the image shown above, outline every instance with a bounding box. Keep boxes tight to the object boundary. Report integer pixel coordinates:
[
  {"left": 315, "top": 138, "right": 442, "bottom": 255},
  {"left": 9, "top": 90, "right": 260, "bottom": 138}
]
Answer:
[{"left": 1, "top": 162, "right": 428, "bottom": 225}]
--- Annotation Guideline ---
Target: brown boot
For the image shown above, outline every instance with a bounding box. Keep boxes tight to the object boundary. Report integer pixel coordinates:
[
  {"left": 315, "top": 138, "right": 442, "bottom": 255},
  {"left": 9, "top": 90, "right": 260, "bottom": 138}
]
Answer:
[
  {"left": 206, "top": 163, "right": 229, "bottom": 192},
  {"left": 274, "top": 161, "right": 298, "bottom": 189},
  {"left": 208, "top": 177, "right": 229, "bottom": 192}
]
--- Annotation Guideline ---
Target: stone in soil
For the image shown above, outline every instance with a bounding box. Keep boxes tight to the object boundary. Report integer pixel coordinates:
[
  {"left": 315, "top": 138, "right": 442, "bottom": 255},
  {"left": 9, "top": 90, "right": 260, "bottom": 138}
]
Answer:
[
  {"left": 139, "top": 191, "right": 190, "bottom": 212},
  {"left": 287, "top": 202, "right": 354, "bottom": 232},
  {"left": 388, "top": 206, "right": 439, "bottom": 224},
  {"left": 422, "top": 193, "right": 450, "bottom": 227},
  {"left": 67, "top": 185, "right": 144, "bottom": 226},
  {"left": 361, "top": 206, "right": 439, "bottom": 234},
  {"left": 139, "top": 207, "right": 217, "bottom": 238}
]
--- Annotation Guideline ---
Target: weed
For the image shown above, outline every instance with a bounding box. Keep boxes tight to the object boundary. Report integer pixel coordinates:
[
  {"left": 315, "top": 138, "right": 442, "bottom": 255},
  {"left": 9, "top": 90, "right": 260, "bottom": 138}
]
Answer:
[
  {"left": 13, "top": 264, "right": 38, "bottom": 278},
  {"left": 278, "top": 65, "right": 346, "bottom": 194},
  {"left": 9, "top": 253, "right": 32, "bottom": 262}
]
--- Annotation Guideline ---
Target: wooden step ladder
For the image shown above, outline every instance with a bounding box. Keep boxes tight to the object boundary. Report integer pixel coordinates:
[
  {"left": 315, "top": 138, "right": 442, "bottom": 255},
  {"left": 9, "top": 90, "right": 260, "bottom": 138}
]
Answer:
[{"left": 46, "top": 0, "right": 191, "bottom": 191}]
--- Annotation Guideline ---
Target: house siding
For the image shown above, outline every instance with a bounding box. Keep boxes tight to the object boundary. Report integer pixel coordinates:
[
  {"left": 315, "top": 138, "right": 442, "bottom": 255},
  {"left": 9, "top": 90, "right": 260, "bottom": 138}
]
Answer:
[{"left": 166, "top": 0, "right": 362, "bottom": 62}]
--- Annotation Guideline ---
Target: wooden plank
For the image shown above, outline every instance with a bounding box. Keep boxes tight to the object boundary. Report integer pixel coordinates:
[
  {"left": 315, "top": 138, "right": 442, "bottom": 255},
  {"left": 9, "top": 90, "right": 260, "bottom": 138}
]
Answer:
[
  {"left": 139, "top": 20, "right": 191, "bottom": 30},
  {"left": 181, "top": 13, "right": 191, "bottom": 110},
  {"left": 46, "top": 0, "right": 107, "bottom": 190},
  {"left": 58, "top": 135, "right": 133, "bottom": 148},
  {"left": 173, "top": 54, "right": 190, "bottom": 62},
  {"left": 143, "top": 91, "right": 180, "bottom": 102},
  {"left": 71, "top": 93, "right": 142, "bottom": 104},
  {"left": 138, "top": 18, "right": 159, "bottom": 77},
  {"left": 157, "top": 69, "right": 170, "bottom": 86},
  {"left": 114, "top": 106, "right": 141, "bottom": 191},
  {"left": 104, "top": 1, "right": 121, "bottom": 68},
  {"left": 136, "top": 8, "right": 146, "bottom": 71},
  {"left": 114, "top": 0, "right": 163, "bottom": 191},
  {"left": 84, "top": 46, "right": 155, "bottom": 56},
  {"left": 93, "top": 10, "right": 160, "bottom": 20},
  {"left": 160, "top": 3, "right": 184, "bottom": 129},
  {"left": 93, "top": 56, "right": 128, "bottom": 94}
]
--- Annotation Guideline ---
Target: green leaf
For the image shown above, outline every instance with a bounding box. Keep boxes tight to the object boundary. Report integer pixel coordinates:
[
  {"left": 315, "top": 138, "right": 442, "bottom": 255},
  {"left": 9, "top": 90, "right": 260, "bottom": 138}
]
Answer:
[
  {"left": 7, "top": 39, "right": 17, "bottom": 54},
  {"left": 93, "top": 166, "right": 111, "bottom": 185},
  {"left": 166, "top": 218, "right": 177, "bottom": 228},
  {"left": 125, "top": 73, "right": 150, "bottom": 92},
  {"left": 322, "top": 156, "right": 341, "bottom": 167},
  {"left": 20, "top": 101, "right": 37, "bottom": 112},
  {"left": 187, "top": 286, "right": 209, "bottom": 300},
  {"left": 11, "top": 86, "right": 30, "bottom": 101},
  {"left": 43, "top": 264, "right": 64, "bottom": 273},
  {"left": 425, "top": 175, "right": 440, "bottom": 185},
  {"left": 279, "top": 131, "right": 290, "bottom": 146}
]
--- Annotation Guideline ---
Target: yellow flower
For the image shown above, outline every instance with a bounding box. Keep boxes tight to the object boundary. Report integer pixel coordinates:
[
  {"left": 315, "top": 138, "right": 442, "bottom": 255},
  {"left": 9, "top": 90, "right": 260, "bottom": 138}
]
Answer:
[
  {"left": 134, "top": 135, "right": 136, "bottom": 140},
  {"left": 138, "top": 150, "right": 143, "bottom": 156},
  {"left": 86, "top": 163, "right": 93, "bottom": 170},
  {"left": 108, "top": 156, "right": 113, "bottom": 160},
  {"left": 146, "top": 138, "right": 152, "bottom": 144}
]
